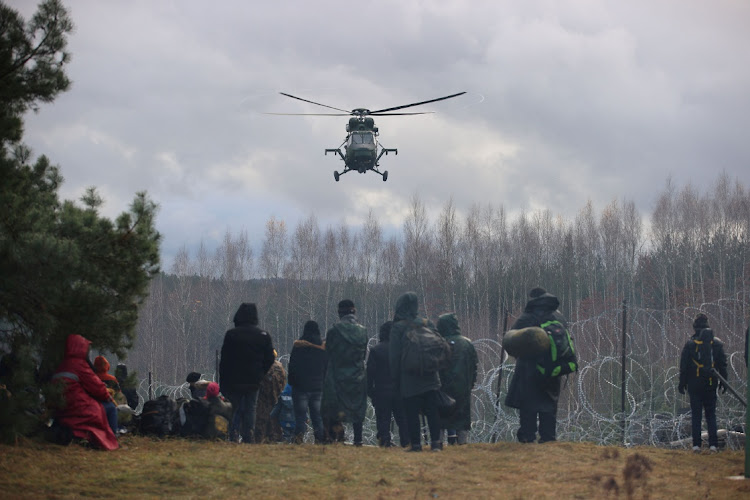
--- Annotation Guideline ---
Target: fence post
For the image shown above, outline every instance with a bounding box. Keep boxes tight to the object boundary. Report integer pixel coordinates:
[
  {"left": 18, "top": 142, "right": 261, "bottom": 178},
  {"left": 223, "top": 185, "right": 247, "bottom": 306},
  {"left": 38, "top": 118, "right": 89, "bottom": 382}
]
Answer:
[
  {"left": 745, "top": 325, "right": 749, "bottom": 478},
  {"left": 621, "top": 299, "right": 627, "bottom": 446},
  {"left": 491, "top": 308, "right": 509, "bottom": 443},
  {"left": 148, "top": 371, "right": 153, "bottom": 401},
  {"left": 215, "top": 349, "right": 220, "bottom": 383}
]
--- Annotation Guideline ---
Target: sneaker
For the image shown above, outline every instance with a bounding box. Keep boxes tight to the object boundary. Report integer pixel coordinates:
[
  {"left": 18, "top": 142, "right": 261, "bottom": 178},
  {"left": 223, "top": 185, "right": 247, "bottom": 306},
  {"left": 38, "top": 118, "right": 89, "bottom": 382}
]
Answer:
[
  {"left": 692, "top": 446, "right": 701, "bottom": 453},
  {"left": 709, "top": 446, "right": 718, "bottom": 453}
]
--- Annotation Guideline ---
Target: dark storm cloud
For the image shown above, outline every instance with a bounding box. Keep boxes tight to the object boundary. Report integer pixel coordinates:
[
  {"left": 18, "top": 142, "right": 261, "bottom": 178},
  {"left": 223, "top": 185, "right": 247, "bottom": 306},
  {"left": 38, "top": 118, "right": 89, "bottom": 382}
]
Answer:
[{"left": 11, "top": 0, "right": 750, "bottom": 267}]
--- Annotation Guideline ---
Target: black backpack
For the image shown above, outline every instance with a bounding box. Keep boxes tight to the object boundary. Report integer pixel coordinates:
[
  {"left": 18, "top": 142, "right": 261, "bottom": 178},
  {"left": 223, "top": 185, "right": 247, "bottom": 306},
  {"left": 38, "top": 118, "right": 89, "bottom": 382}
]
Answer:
[
  {"left": 536, "top": 317, "right": 578, "bottom": 378},
  {"left": 179, "top": 398, "right": 210, "bottom": 437},
  {"left": 690, "top": 328, "right": 716, "bottom": 385},
  {"left": 401, "top": 323, "right": 452, "bottom": 376},
  {"left": 140, "top": 395, "right": 179, "bottom": 436}
]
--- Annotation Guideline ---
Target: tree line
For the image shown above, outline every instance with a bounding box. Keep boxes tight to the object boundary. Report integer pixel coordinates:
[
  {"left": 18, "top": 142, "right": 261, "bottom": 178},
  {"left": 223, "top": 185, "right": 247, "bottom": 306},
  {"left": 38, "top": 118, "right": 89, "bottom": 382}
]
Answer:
[{"left": 128, "top": 174, "right": 750, "bottom": 388}]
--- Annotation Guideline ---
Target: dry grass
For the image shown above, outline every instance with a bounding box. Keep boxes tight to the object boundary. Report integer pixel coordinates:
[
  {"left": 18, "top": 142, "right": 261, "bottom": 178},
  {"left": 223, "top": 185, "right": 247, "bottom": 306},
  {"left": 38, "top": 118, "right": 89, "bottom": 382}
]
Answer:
[{"left": 0, "top": 436, "right": 748, "bottom": 499}]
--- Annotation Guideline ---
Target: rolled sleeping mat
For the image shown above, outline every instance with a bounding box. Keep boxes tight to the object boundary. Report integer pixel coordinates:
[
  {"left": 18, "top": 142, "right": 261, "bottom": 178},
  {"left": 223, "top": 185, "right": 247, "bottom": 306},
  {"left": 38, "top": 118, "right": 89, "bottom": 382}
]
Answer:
[{"left": 503, "top": 327, "right": 550, "bottom": 358}]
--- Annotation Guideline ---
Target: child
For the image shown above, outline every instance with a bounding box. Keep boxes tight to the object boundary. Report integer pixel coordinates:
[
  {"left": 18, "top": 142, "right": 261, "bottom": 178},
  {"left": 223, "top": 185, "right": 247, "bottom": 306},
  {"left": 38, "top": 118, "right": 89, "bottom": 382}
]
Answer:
[{"left": 271, "top": 384, "right": 295, "bottom": 442}]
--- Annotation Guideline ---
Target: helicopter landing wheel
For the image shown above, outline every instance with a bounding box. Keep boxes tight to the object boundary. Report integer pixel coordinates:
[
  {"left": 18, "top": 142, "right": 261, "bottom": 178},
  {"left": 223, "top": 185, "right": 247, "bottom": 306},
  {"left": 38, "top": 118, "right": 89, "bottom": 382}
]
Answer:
[
  {"left": 382, "top": 171, "right": 388, "bottom": 182},
  {"left": 334, "top": 171, "right": 340, "bottom": 182}
]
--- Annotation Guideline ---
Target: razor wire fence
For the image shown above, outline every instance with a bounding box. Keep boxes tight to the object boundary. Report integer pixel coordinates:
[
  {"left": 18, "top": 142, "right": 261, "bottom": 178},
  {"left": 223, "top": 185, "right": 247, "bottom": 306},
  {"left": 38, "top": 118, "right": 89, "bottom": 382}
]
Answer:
[{"left": 133, "top": 299, "right": 749, "bottom": 448}]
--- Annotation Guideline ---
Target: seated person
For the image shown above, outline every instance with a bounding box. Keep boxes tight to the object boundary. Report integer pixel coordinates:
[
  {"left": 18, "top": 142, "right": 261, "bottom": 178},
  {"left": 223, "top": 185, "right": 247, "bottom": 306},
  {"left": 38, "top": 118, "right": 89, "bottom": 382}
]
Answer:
[
  {"left": 51, "top": 334, "right": 118, "bottom": 450},
  {"left": 186, "top": 371, "right": 209, "bottom": 399},
  {"left": 203, "top": 382, "right": 232, "bottom": 440}
]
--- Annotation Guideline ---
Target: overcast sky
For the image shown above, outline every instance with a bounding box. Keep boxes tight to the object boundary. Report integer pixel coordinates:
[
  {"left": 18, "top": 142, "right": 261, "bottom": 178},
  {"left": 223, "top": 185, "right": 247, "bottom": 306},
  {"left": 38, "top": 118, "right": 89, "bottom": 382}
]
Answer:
[{"left": 11, "top": 0, "right": 750, "bottom": 269}]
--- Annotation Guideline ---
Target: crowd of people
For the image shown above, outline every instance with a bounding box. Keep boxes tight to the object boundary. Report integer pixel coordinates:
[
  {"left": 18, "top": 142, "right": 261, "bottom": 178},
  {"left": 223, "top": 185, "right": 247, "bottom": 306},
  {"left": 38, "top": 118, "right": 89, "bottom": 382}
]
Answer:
[{"left": 45, "top": 287, "right": 741, "bottom": 453}]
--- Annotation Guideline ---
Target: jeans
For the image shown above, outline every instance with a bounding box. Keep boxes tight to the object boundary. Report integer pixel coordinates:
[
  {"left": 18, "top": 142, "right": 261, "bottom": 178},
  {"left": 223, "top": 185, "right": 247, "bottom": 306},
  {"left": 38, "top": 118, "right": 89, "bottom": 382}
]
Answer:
[
  {"left": 404, "top": 390, "right": 441, "bottom": 447},
  {"left": 102, "top": 401, "right": 118, "bottom": 434},
  {"left": 373, "top": 392, "right": 409, "bottom": 447},
  {"left": 226, "top": 390, "right": 259, "bottom": 443},
  {"left": 690, "top": 390, "right": 718, "bottom": 447},
  {"left": 292, "top": 389, "right": 324, "bottom": 442},
  {"left": 518, "top": 407, "right": 557, "bottom": 443}
]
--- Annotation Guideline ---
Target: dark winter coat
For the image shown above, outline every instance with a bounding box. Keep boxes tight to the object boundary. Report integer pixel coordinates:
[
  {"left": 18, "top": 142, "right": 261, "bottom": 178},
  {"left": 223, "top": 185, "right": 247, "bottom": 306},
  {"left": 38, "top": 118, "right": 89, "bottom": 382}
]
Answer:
[
  {"left": 367, "top": 340, "right": 395, "bottom": 400},
  {"left": 437, "top": 313, "right": 478, "bottom": 431},
  {"left": 287, "top": 340, "right": 327, "bottom": 392},
  {"left": 389, "top": 292, "right": 441, "bottom": 399},
  {"left": 52, "top": 334, "right": 119, "bottom": 450},
  {"left": 219, "top": 303, "right": 275, "bottom": 394},
  {"left": 679, "top": 328, "right": 728, "bottom": 394},
  {"left": 504, "top": 292, "right": 565, "bottom": 412},
  {"left": 321, "top": 314, "right": 368, "bottom": 423}
]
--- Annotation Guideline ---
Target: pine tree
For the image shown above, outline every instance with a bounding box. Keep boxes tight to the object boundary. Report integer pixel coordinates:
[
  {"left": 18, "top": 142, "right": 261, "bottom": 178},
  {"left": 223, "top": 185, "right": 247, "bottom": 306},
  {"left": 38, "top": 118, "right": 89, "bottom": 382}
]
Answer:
[{"left": 0, "top": 0, "right": 161, "bottom": 441}]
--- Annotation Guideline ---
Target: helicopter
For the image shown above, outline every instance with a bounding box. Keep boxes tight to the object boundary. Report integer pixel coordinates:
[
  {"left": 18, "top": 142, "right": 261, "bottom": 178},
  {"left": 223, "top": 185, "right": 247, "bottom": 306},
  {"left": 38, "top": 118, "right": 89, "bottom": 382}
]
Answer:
[{"left": 271, "top": 91, "right": 466, "bottom": 181}]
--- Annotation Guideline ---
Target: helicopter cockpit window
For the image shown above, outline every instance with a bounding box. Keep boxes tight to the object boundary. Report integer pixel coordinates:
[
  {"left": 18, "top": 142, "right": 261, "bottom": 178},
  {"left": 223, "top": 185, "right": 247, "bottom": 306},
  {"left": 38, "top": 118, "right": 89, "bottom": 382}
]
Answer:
[{"left": 351, "top": 132, "right": 374, "bottom": 144}]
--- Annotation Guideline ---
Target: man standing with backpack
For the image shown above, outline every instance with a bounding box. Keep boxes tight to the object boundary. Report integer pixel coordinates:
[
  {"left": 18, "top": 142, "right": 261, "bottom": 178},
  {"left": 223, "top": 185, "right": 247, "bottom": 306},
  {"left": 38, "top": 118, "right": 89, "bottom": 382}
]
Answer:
[
  {"left": 389, "top": 291, "right": 446, "bottom": 451},
  {"left": 679, "top": 313, "right": 728, "bottom": 452},
  {"left": 505, "top": 287, "right": 575, "bottom": 443},
  {"left": 219, "top": 302, "right": 275, "bottom": 443}
]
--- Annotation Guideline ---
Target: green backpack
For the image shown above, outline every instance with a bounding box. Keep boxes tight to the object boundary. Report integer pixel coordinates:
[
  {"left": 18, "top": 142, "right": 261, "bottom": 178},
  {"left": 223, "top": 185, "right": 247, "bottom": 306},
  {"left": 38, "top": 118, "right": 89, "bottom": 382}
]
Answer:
[{"left": 536, "top": 318, "right": 578, "bottom": 378}]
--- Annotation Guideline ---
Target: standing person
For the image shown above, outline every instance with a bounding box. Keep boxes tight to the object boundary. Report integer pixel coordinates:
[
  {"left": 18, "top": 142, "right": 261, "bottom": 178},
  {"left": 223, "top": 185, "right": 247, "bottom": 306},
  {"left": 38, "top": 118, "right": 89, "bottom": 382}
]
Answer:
[
  {"left": 504, "top": 287, "right": 571, "bottom": 443},
  {"left": 679, "top": 313, "right": 728, "bottom": 452},
  {"left": 287, "top": 320, "right": 327, "bottom": 443},
  {"left": 437, "top": 313, "right": 478, "bottom": 445},
  {"left": 366, "top": 320, "right": 409, "bottom": 447},
  {"left": 115, "top": 363, "right": 140, "bottom": 411},
  {"left": 321, "top": 300, "right": 368, "bottom": 446},
  {"left": 271, "top": 383, "right": 296, "bottom": 443},
  {"left": 389, "top": 291, "right": 443, "bottom": 452},
  {"left": 255, "top": 352, "right": 286, "bottom": 443},
  {"left": 219, "top": 302, "right": 275, "bottom": 444},
  {"left": 51, "top": 334, "right": 118, "bottom": 450}
]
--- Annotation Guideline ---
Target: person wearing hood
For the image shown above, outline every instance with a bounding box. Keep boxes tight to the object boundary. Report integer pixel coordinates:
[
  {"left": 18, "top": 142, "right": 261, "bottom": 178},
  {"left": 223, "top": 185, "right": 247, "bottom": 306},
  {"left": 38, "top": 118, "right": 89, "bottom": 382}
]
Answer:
[
  {"left": 93, "top": 355, "right": 124, "bottom": 433},
  {"left": 219, "top": 302, "right": 275, "bottom": 443},
  {"left": 203, "top": 381, "right": 233, "bottom": 440},
  {"left": 388, "top": 292, "right": 442, "bottom": 451},
  {"left": 288, "top": 320, "right": 327, "bottom": 443},
  {"left": 678, "top": 313, "right": 728, "bottom": 452},
  {"left": 366, "top": 320, "right": 409, "bottom": 447},
  {"left": 504, "top": 287, "right": 568, "bottom": 443},
  {"left": 51, "top": 334, "right": 119, "bottom": 450},
  {"left": 321, "top": 300, "right": 368, "bottom": 445},
  {"left": 437, "top": 313, "right": 478, "bottom": 445}
]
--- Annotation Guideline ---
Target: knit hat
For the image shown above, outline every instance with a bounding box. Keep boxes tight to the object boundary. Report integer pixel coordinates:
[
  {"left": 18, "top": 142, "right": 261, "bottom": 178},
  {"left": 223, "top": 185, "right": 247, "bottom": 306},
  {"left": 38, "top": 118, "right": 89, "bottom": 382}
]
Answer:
[
  {"left": 205, "top": 382, "right": 220, "bottom": 399},
  {"left": 693, "top": 313, "right": 709, "bottom": 330},
  {"left": 338, "top": 299, "right": 356, "bottom": 317},
  {"left": 529, "top": 287, "right": 547, "bottom": 299},
  {"left": 186, "top": 372, "right": 201, "bottom": 384}
]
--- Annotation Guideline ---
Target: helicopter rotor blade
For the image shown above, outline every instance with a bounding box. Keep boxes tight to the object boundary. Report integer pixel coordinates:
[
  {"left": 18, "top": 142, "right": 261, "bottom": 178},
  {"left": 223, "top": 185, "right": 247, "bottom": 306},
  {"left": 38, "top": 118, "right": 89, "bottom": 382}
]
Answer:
[
  {"left": 369, "top": 112, "right": 435, "bottom": 116},
  {"left": 279, "top": 92, "right": 351, "bottom": 113},
  {"left": 264, "top": 112, "right": 351, "bottom": 116},
  {"left": 368, "top": 91, "right": 466, "bottom": 114}
]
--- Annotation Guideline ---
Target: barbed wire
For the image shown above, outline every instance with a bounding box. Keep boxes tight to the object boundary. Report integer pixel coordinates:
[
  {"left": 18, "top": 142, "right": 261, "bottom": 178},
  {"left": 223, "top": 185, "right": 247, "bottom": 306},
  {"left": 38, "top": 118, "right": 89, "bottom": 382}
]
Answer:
[{"left": 133, "top": 300, "right": 748, "bottom": 448}]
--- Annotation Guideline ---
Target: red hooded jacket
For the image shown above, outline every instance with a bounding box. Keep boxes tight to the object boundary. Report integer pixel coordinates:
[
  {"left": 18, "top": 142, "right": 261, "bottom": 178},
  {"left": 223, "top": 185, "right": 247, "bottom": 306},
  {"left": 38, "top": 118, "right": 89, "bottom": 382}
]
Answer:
[{"left": 52, "top": 334, "right": 119, "bottom": 450}]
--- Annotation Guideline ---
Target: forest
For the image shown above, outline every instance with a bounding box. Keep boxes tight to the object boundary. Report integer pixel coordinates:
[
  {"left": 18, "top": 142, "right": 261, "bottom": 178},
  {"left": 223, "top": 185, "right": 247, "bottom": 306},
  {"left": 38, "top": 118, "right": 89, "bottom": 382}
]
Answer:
[{"left": 125, "top": 173, "right": 750, "bottom": 444}]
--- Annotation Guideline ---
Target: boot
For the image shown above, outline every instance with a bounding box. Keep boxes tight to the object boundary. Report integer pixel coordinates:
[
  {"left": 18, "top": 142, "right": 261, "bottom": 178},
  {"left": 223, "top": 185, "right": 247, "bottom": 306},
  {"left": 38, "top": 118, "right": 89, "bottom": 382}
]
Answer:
[
  {"left": 447, "top": 435, "right": 458, "bottom": 446},
  {"left": 407, "top": 444, "right": 423, "bottom": 452},
  {"left": 431, "top": 441, "right": 443, "bottom": 452}
]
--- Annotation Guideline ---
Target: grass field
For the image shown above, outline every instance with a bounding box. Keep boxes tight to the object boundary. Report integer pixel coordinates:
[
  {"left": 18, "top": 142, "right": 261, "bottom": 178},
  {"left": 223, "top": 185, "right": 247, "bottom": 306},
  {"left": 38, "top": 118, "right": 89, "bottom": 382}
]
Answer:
[{"left": 0, "top": 435, "right": 748, "bottom": 499}]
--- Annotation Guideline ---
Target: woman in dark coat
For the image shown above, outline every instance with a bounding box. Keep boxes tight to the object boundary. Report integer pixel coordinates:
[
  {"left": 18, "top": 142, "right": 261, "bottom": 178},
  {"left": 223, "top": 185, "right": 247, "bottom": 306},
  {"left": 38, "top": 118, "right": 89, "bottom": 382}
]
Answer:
[
  {"left": 287, "top": 320, "right": 327, "bottom": 443},
  {"left": 51, "top": 334, "right": 119, "bottom": 450}
]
